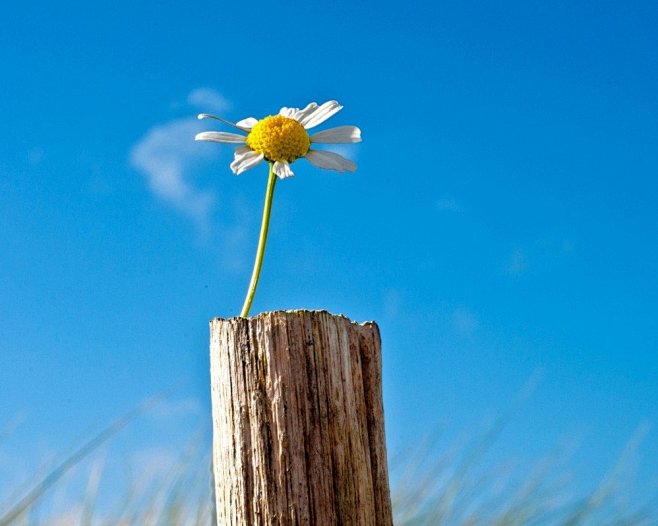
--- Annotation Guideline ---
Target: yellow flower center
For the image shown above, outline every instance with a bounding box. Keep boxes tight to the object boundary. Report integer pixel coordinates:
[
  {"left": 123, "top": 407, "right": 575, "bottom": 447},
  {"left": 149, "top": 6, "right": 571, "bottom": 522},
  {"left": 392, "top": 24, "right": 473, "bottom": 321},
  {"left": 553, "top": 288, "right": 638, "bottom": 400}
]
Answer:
[{"left": 246, "top": 115, "right": 310, "bottom": 163}]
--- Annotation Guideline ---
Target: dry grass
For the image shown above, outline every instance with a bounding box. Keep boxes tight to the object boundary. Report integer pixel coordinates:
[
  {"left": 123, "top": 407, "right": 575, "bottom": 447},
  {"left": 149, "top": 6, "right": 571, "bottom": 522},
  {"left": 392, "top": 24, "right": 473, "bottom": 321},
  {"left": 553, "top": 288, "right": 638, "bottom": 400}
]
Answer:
[{"left": 1, "top": 405, "right": 656, "bottom": 525}]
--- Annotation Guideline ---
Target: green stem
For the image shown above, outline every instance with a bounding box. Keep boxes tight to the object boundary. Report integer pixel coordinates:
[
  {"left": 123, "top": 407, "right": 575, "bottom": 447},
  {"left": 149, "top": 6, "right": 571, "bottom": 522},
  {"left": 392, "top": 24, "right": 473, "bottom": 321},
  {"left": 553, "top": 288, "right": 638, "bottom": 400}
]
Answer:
[{"left": 240, "top": 162, "right": 277, "bottom": 317}]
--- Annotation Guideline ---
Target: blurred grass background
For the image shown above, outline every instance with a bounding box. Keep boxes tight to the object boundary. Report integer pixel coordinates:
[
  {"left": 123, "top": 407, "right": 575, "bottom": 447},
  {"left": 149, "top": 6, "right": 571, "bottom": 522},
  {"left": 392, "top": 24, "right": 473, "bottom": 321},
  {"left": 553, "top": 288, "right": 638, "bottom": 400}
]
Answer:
[{"left": 2, "top": 399, "right": 655, "bottom": 526}]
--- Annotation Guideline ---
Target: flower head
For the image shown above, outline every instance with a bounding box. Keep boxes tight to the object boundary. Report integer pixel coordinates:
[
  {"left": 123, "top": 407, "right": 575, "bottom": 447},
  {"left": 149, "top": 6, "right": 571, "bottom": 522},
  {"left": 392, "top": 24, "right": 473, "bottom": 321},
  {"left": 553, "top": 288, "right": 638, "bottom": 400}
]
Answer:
[{"left": 195, "top": 100, "right": 361, "bottom": 178}]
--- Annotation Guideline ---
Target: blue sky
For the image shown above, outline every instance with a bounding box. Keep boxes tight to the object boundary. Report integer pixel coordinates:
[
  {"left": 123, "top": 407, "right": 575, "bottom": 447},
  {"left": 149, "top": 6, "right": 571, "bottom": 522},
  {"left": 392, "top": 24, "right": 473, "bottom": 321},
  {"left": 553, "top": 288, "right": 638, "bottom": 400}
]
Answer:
[{"left": 2, "top": 0, "right": 658, "bottom": 508}]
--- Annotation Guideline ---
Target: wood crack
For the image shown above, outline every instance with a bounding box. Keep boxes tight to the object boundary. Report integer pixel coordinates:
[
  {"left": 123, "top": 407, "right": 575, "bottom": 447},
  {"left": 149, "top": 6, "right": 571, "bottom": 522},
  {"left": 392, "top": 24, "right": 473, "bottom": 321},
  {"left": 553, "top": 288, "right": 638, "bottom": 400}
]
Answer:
[{"left": 210, "top": 311, "right": 392, "bottom": 525}]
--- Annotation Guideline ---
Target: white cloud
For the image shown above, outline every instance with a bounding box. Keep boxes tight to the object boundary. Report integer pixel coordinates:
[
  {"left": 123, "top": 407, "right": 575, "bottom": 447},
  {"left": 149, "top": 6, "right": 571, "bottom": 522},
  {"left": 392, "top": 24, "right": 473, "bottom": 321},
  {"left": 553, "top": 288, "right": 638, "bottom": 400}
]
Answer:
[
  {"left": 130, "top": 116, "right": 218, "bottom": 229},
  {"left": 187, "top": 87, "right": 230, "bottom": 113}
]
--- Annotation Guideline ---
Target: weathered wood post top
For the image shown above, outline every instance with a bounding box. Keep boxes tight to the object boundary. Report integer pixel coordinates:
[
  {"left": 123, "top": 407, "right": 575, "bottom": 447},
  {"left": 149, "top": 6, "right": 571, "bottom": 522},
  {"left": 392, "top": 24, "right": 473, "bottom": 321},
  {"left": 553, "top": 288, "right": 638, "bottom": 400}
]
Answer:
[{"left": 209, "top": 310, "right": 393, "bottom": 526}]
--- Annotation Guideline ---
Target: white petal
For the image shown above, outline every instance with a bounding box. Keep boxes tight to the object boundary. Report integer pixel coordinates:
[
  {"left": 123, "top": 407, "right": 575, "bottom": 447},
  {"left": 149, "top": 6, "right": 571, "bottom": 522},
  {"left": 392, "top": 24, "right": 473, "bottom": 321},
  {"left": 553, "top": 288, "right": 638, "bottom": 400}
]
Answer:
[
  {"left": 234, "top": 145, "right": 251, "bottom": 155},
  {"left": 230, "top": 150, "right": 264, "bottom": 174},
  {"left": 299, "top": 100, "right": 343, "bottom": 129},
  {"left": 273, "top": 161, "right": 294, "bottom": 179},
  {"left": 305, "top": 150, "right": 356, "bottom": 173},
  {"left": 195, "top": 131, "right": 246, "bottom": 144},
  {"left": 236, "top": 117, "right": 258, "bottom": 130},
  {"left": 310, "top": 125, "right": 362, "bottom": 144},
  {"left": 291, "top": 102, "right": 318, "bottom": 123},
  {"left": 197, "top": 113, "right": 249, "bottom": 132},
  {"left": 279, "top": 107, "right": 298, "bottom": 118},
  {"left": 231, "top": 146, "right": 253, "bottom": 166}
]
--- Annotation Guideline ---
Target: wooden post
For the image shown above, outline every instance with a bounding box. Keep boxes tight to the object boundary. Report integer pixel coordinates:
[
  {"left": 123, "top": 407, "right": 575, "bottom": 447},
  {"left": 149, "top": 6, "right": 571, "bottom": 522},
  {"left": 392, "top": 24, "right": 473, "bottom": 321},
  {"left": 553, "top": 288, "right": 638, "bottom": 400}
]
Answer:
[{"left": 209, "top": 310, "right": 393, "bottom": 526}]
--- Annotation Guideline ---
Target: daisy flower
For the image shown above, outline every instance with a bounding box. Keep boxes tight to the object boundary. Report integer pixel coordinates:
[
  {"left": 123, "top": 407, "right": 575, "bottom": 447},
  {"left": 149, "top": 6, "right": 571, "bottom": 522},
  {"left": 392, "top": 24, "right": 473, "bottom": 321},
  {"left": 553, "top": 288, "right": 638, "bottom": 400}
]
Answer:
[
  {"left": 195, "top": 100, "right": 361, "bottom": 318},
  {"left": 195, "top": 100, "right": 361, "bottom": 178}
]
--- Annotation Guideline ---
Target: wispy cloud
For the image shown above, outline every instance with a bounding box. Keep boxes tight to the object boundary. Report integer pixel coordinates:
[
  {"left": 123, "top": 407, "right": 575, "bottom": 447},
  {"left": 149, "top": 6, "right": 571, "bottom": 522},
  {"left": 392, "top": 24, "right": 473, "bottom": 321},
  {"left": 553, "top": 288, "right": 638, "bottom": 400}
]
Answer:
[
  {"left": 187, "top": 87, "right": 231, "bottom": 113},
  {"left": 131, "top": 117, "right": 216, "bottom": 228},
  {"left": 130, "top": 89, "right": 230, "bottom": 230}
]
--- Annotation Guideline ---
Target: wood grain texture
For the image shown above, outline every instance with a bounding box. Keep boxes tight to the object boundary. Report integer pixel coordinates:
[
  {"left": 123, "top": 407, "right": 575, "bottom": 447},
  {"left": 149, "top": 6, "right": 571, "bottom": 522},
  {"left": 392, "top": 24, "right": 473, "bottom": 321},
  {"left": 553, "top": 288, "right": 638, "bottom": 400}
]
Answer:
[{"left": 209, "top": 310, "right": 393, "bottom": 526}]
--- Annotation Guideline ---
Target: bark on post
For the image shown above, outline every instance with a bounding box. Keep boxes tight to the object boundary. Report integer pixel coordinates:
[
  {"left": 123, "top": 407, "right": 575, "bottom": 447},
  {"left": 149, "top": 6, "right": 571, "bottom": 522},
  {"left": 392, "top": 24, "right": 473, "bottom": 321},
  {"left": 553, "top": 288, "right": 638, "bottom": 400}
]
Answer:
[{"left": 209, "top": 310, "right": 393, "bottom": 526}]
